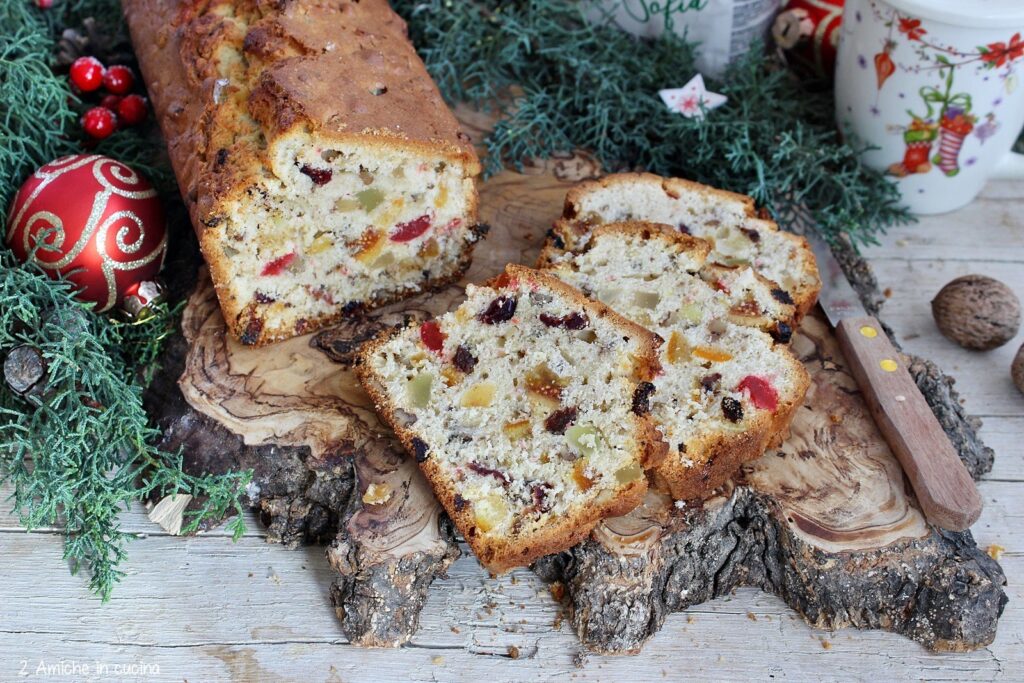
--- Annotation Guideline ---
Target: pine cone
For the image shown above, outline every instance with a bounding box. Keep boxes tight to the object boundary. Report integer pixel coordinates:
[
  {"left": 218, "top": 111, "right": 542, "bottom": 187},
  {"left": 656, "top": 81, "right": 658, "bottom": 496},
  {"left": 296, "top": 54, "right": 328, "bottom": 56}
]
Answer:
[{"left": 56, "top": 17, "right": 135, "bottom": 69}]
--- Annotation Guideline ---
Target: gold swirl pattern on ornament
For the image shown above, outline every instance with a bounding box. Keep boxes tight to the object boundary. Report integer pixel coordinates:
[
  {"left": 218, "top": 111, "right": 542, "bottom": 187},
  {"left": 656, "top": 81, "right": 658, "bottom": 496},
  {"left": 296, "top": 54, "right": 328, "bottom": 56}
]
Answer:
[
  {"left": 6, "top": 155, "right": 101, "bottom": 243},
  {"left": 19, "top": 212, "right": 64, "bottom": 257},
  {"left": 92, "top": 157, "right": 157, "bottom": 199},
  {"left": 94, "top": 210, "right": 168, "bottom": 311}
]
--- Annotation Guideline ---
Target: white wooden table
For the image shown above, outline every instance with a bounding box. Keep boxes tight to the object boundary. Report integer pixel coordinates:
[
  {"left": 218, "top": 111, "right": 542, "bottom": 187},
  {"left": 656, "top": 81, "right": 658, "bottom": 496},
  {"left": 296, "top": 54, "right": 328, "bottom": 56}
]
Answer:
[{"left": 2, "top": 181, "right": 1022, "bottom": 682}]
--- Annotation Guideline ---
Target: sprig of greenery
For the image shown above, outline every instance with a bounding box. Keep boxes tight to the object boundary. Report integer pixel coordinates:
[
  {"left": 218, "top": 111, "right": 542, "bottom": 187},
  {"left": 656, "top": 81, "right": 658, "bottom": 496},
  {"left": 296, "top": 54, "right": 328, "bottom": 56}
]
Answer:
[
  {"left": 395, "top": 0, "right": 912, "bottom": 244},
  {"left": 1, "top": 0, "right": 249, "bottom": 600}
]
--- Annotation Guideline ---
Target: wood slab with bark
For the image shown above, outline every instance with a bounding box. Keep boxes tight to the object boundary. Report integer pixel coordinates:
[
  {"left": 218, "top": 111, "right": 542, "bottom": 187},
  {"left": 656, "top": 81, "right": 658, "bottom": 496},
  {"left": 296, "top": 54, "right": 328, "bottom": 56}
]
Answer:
[{"left": 145, "top": 151, "right": 1005, "bottom": 652}]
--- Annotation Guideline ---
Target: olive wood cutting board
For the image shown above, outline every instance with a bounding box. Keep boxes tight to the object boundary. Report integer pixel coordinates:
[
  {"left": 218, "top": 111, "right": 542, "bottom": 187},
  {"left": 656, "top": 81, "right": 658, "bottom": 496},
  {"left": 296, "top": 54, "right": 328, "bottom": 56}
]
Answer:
[{"left": 144, "top": 150, "right": 1006, "bottom": 653}]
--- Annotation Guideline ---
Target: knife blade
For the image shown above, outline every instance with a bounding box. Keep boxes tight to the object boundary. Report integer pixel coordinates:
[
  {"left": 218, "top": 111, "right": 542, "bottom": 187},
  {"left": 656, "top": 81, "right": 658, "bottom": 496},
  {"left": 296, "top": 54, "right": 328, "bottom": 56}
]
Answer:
[{"left": 804, "top": 230, "right": 982, "bottom": 531}]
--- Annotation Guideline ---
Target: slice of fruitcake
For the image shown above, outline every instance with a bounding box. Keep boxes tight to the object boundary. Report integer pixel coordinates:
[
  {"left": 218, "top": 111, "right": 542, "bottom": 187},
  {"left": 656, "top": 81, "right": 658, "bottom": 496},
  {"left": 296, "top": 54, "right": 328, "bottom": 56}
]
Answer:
[
  {"left": 357, "top": 264, "right": 667, "bottom": 572},
  {"left": 541, "top": 173, "right": 821, "bottom": 321},
  {"left": 542, "top": 222, "right": 810, "bottom": 501}
]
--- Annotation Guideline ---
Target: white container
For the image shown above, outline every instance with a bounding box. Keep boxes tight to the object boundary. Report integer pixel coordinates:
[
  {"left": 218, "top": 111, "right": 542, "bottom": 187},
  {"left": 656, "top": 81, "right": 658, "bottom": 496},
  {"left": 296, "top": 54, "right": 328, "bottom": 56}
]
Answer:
[
  {"left": 835, "top": 0, "right": 1024, "bottom": 214},
  {"left": 589, "top": 0, "right": 781, "bottom": 78}
]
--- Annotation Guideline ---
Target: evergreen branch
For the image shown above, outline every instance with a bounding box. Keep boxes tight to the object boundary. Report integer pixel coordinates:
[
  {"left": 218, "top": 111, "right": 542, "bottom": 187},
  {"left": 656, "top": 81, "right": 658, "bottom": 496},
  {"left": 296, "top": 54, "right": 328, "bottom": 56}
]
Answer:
[
  {"left": 394, "top": 0, "right": 912, "bottom": 244},
  {"left": 0, "top": 0, "right": 250, "bottom": 601}
]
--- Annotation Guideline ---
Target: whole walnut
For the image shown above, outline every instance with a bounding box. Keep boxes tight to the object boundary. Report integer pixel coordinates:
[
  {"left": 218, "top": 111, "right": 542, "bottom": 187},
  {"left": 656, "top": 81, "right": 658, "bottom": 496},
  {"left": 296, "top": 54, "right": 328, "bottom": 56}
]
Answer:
[
  {"left": 931, "top": 275, "right": 1021, "bottom": 350},
  {"left": 1013, "top": 344, "right": 1024, "bottom": 395}
]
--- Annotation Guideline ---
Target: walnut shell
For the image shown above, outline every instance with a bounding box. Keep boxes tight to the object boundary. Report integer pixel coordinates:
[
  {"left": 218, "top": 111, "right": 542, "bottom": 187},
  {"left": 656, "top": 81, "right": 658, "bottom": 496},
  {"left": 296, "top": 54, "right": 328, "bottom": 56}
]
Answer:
[
  {"left": 931, "top": 275, "right": 1021, "bottom": 350},
  {"left": 1013, "top": 344, "right": 1024, "bottom": 395}
]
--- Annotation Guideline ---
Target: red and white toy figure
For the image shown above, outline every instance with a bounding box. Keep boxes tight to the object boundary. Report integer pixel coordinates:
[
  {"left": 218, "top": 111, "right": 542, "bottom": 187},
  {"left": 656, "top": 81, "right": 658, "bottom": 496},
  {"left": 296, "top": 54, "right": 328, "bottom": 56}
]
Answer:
[
  {"left": 772, "top": 0, "right": 845, "bottom": 79},
  {"left": 5, "top": 155, "right": 167, "bottom": 313},
  {"left": 658, "top": 74, "right": 727, "bottom": 120}
]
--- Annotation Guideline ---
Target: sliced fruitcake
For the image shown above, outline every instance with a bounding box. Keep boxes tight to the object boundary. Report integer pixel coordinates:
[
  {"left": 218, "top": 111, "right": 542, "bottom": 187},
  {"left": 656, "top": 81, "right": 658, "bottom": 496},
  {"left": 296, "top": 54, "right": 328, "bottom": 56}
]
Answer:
[
  {"left": 542, "top": 222, "right": 811, "bottom": 501},
  {"left": 540, "top": 172, "right": 821, "bottom": 322},
  {"left": 357, "top": 264, "right": 668, "bottom": 572}
]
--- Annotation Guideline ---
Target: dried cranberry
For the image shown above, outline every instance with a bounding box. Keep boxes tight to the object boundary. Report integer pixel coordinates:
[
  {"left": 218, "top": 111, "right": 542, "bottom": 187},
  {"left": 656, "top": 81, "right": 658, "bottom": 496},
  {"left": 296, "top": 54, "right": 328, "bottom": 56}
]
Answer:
[
  {"left": 737, "top": 375, "right": 778, "bottom": 411},
  {"left": 240, "top": 315, "right": 263, "bottom": 345},
  {"left": 419, "top": 320, "right": 445, "bottom": 354},
  {"left": 300, "top": 165, "right": 332, "bottom": 185},
  {"left": 771, "top": 288, "right": 794, "bottom": 305},
  {"left": 631, "top": 381, "right": 656, "bottom": 416},
  {"left": 532, "top": 483, "right": 552, "bottom": 513},
  {"left": 770, "top": 321, "right": 792, "bottom": 344},
  {"left": 468, "top": 461, "right": 510, "bottom": 484},
  {"left": 390, "top": 214, "right": 432, "bottom": 242},
  {"left": 721, "top": 396, "right": 744, "bottom": 423},
  {"left": 453, "top": 345, "right": 478, "bottom": 373},
  {"left": 678, "top": 222, "right": 691, "bottom": 234},
  {"left": 539, "top": 311, "right": 589, "bottom": 329},
  {"left": 544, "top": 407, "right": 578, "bottom": 434},
  {"left": 412, "top": 437, "right": 429, "bottom": 462},
  {"left": 700, "top": 373, "right": 722, "bottom": 393},
  {"left": 479, "top": 296, "right": 517, "bottom": 324},
  {"left": 261, "top": 252, "right": 296, "bottom": 276}
]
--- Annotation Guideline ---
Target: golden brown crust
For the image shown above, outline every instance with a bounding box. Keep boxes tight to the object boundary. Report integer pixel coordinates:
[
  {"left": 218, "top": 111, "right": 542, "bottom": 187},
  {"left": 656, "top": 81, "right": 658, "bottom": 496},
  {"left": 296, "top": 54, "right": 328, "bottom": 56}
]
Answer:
[
  {"left": 539, "top": 173, "right": 821, "bottom": 323},
  {"left": 355, "top": 264, "right": 668, "bottom": 573}
]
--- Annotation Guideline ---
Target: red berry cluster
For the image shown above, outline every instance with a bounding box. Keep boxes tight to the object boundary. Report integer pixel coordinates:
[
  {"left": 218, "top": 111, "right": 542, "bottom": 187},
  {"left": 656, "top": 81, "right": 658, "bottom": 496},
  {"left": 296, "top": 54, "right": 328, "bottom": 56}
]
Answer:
[{"left": 69, "top": 57, "right": 149, "bottom": 140}]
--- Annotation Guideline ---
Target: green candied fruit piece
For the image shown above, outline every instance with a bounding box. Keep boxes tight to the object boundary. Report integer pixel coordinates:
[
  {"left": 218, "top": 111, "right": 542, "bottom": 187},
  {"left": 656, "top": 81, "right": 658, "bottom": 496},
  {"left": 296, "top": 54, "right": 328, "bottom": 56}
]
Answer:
[
  {"left": 356, "top": 188, "right": 385, "bottom": 212},
  {"left": 406, "top": 372, "right": 432, "bottom": 408},
  {"left": 615, "top": 462, "right": 643, "bottom": 484},
  {"left": 678, "top": 302, "right": 702, "bottom": 324},
  {"left": 633, "top": 291, "right": 660, "bottom": 309},
  {"left": 567, "top": 424, "right": 602, "bottom": 456}
]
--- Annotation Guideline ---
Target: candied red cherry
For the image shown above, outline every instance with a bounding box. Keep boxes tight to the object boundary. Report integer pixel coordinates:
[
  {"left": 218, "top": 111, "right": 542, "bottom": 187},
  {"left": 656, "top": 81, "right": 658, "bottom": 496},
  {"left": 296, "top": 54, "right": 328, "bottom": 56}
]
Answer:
[
  {"left": 81, "top": 107, "right": 117, "bottom": 139},
  {"left": 117, "top": 94, "right": 148, "bottom": 126},
  {"left": 419, "top": 320, "right": 445, "bottom": 354},
  {"left": 102, "top": 65, "right": 135, "bottom": 95},
  {"left": 70, "top": 56, "right": 105, "bottom": 92},
  {"left": 737, "top": 375, "right": 778, "bottom": 411},
  {"left": 390, "top": 214, "right": 432, "bottom": 242},
  {"left": 260, "top": 252, "right": 296, "bottom": 276}
]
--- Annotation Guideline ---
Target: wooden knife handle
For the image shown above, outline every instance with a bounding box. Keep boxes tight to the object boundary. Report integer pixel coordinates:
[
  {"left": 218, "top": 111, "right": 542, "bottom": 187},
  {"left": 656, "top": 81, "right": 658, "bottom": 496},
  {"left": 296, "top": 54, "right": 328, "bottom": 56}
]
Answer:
[{"left": 835, "top": 316, "right": 983, "bottom": 531}]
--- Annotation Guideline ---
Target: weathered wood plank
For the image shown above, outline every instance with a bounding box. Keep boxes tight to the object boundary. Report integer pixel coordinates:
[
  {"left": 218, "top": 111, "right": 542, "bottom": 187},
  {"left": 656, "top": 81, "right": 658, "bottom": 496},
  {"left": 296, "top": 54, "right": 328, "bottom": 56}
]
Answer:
[{"left": 0, "top": 530, "right": 1019, "bottom": 681}]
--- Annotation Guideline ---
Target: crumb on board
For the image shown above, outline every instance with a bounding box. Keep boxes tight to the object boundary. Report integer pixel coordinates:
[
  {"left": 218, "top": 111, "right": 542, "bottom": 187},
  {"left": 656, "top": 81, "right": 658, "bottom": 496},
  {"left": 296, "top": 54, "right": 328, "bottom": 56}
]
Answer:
[
  {"left": 883, "top": 287, "right": 893, "bottom": 298},
  {"left": 987, "top": 544, "right": 1005, "bottom": 560},
  {"left": 507, "top": 645, "right": 520, "bottom": 659},
  {"left": 746, "top": 612, "right": 757, "bottom": 622},
  {"left": 431, "top": 655, "right": 445, "bottom": 665},
  {"left": 820, "top": 637, "right": 832, "bottom": 650},
  {"left": 550, "top": 582, "right": 566, "bottom": 602}
]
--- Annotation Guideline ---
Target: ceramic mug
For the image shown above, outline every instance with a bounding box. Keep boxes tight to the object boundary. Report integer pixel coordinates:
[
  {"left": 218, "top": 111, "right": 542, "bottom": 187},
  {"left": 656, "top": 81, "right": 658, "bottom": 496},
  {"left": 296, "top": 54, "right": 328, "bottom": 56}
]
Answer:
[{"left": 835, "top": 0, "right": 1024, "bottom": 214}]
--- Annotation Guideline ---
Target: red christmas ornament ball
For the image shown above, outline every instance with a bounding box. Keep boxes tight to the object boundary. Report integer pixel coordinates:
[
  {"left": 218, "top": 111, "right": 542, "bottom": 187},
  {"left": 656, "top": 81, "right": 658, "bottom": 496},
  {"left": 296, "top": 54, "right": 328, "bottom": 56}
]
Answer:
[
  {"left": 100, "top": 94, "right": 123, "bottom": 111},
  {"left": 5, "top": 155, "right": 167, "bottom": 312},
  {"left": 82, "top": 107, "right": 117, "bottom": 139},
  {"left": 70, "top": 56, "right": 105, "bottom": 92},
  {"left": 117, "top": 94, "right": 148, "bottom": 126},
  {"left": 102, "top": 65, "right": 135, "bottom": 95}
]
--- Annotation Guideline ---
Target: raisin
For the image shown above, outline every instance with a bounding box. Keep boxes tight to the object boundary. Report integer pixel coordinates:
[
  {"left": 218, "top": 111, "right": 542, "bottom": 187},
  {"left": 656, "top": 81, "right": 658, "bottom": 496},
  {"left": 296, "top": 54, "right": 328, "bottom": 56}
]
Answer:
[
  {"left": 631, "top": 381, "right": 656, "bottom": 416},
  {"left": 546, "top": 228, "right": 566, "bottom": 249},
  {"left": 771, "top": 321, "right": 792, "bottom": 344},
  {"left": 454, "top": 494, "right": 468, "bottom": 512},
  {"left": 253, "top": 291, "right": 275, "bottom": 304},
  {"left": 453, "top": 345, "right": 478, "bottom": 373},
  {"left": 722, "top": 396, "right": 744, "bottom": 423},
  {"left": 678, "top": 442, "right": 687, "bottom": 453},
  {"left": 544, "top": 406, "right": 578, "bottom": 434},
  {"left": 771, "top": 288, "right": 794, "bottom": 305},
  {"left": 539, "top": 312, "right": 589, "bottom": 329},
  {"left": 300, "top": 164, "right": 332, "bottom": 185},
  {"left": 412, "top": 437, "right": 429, "bottom": 462},
  {"left": 700, "top": 373, "right": 722, "bottom": 393},
  {"left": 678, "top": 222, "right": 691, "bottom": 234},
  {"left": 215, "top": 148, "right": 229, "bottom": 167},
  {"left": 240, "top": 316, "right": 263, "bottom": 346},
  {"left": 468, "top": 461, "right": 510, "bottom": 484},
  {"left": 479, "top": 295, "right": 517, "bottom": 324},
  {"left": 341, "top": 301, "right": 365, "bottom": 317},
  {"left": 741, "top": 227, "right": 761, "bottom": 243}
]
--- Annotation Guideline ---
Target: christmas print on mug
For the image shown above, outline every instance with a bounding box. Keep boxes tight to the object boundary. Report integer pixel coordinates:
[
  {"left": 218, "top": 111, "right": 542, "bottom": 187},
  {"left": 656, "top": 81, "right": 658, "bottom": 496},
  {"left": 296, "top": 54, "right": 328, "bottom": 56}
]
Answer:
[
  {"left": 659, "top": 74, "right": 728, "bottom": 118},
  {"left": 835, "top": 0, "right": 1024, "bottom": 214}
]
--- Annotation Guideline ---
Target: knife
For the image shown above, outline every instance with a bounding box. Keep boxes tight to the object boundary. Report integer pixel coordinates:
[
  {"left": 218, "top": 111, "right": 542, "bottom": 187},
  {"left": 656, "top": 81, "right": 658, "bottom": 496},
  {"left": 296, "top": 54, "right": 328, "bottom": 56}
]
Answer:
[{"left": 805, "top": 231, "right": 983, "bottom": 531}]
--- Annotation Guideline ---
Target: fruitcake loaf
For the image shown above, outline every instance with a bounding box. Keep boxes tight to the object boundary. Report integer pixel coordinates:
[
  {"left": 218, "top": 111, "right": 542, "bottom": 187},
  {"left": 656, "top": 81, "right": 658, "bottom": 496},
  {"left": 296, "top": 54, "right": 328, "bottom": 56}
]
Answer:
[
  {"left": 357, "top": 264, "right": 667, "bottom": 572},
  {"left": 542, "top": 222, "right": 810, "bottom": 500},
  {"left": 541, "top": 173, "right": 820, "bottom": 321},
  {"left": 124, "top": 0, "right": 483, "bottom": 345}
]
